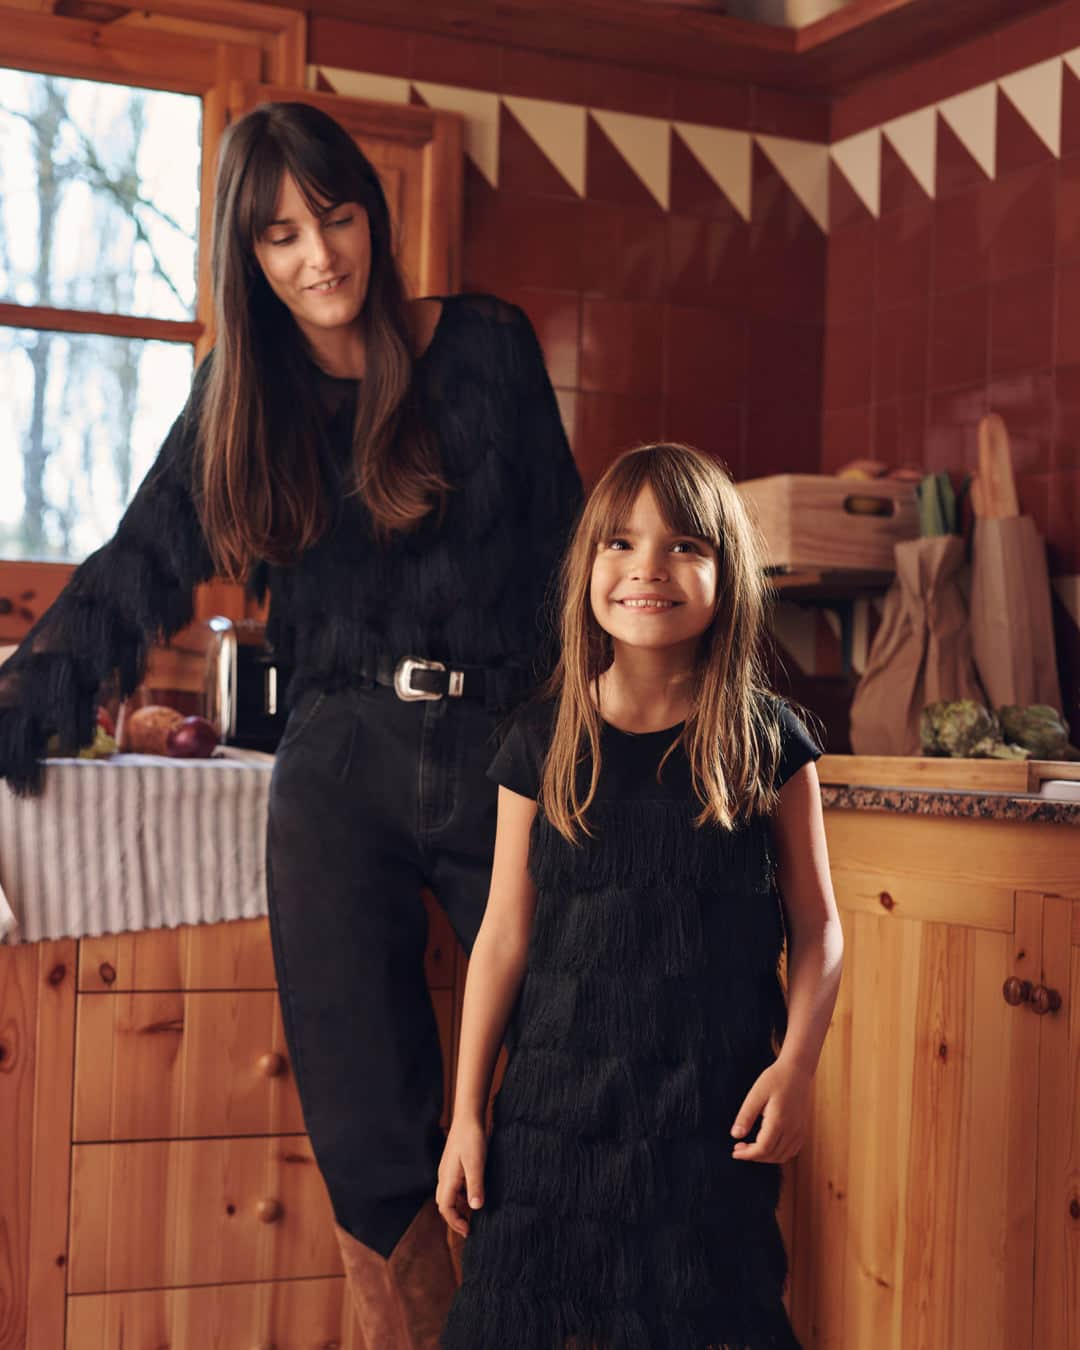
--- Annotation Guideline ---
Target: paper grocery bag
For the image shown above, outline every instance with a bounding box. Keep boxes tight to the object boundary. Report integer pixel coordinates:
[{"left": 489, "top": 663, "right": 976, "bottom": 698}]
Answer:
[
  {"left": 970, "top": 516, "right": 1062, "bottom": 710},
  {"left": 850, "top": 535, "right": 983, "bottom": 756}
]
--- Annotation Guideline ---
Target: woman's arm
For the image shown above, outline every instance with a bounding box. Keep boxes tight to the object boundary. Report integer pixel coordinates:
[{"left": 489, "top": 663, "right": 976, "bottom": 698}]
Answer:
[
  {"left": 731, "top": 760, "right": 844, "bottom": 1163},
  {"left": 0, "top": 361, "right": 215, "bottom": 795},
  {"left": 437, "top": 784, "right": 537, "bottom": 1234}
]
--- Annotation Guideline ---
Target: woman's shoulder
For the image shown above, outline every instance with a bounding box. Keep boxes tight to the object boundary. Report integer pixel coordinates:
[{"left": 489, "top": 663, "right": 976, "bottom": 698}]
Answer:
[{"left": 417, "top": 291, "right": 534, "bottom": 359}]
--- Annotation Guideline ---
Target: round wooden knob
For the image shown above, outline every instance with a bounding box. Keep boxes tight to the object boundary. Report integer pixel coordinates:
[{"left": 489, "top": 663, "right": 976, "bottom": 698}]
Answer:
[
  {"left": 1030, "top": 985, "right": 1062, "bottom": 1016},
  {"left": 256, "top": 1198, "right": 283, "bottom": 1224},
  {"left": 257, "top": 1052, "right": 287, "bottom": 1078},
  {"left": 1002, "top": 977, "right": 1032, "bottom": 1006}
]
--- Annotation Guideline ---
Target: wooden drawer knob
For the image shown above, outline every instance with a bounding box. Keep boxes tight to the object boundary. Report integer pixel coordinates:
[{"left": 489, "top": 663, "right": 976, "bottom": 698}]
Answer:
[
  {"left": 257, "top": 1052, "right": 287, "bottom": 1078},
  {"left": 256, "top": 1198, "right": 283, "bottom": 1224},
  {"left": 1002, "top": 977, "right": 1032, "bottom": 1006},
  {"left": 1030, "top": 984, "right": 1062, "bottom": 1016}
]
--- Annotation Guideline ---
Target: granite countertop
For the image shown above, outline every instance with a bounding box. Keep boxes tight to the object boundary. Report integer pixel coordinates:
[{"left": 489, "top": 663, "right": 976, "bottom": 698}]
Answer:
[{"left": 820, "top": 784, "right": 1080, "bottom": 825}]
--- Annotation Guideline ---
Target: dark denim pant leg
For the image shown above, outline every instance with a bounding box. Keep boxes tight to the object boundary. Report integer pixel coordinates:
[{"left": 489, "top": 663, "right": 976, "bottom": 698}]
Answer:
[{"left": 265, "top": 685, "right": 499, "bottom": 1258}]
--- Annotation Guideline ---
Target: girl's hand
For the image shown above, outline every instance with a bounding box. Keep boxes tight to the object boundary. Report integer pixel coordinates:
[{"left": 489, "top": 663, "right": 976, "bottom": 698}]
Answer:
[
  {"left": 730, "top": 1058, "right": 812, "bottom": 1164},
  {"left": 436, "top": 1117, "right": 488, "bottom": 1238}
]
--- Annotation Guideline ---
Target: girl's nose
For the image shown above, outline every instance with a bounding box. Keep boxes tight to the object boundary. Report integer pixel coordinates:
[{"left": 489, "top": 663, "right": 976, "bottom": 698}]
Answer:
[{"left": 630, "top": 551, "right": 668, "bottom": 581}]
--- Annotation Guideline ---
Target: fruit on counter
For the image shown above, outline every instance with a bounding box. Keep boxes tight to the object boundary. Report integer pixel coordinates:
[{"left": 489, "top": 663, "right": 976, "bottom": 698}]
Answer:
[
  {"left": 165, "top": 715, "right": 219, "bottom": 758},
  {"left": 96, "top": 706, "right": 116, "bottom": 737},
  {"left": 919, "top": 699, "right": 1029, "bottom": 759},
  {"left": 125, "top": 704, "right": 185, "bottom": 755},
  {"left": 997, "top": 704, "right": 1077, "bottom": 760},
  {"left": 837, "top": 458, "right": 889, "bottom": 480},
  {"left": 45, "top": 724, "right": 117, "bottom": 760},
  {"left": 887, "top": 464, "right": 924, "bottom": 483}
]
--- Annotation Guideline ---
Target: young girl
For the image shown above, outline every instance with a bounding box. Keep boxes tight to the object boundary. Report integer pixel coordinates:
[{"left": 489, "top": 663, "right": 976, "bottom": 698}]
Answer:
[{"left": 436, "top": 442, "right": 843, "bottom": 1349}]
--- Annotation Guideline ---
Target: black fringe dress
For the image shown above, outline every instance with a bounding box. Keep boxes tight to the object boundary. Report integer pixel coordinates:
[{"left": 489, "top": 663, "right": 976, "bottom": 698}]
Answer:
[{"left": 442, "top": 701, "right": 820, "bottom": 1350}]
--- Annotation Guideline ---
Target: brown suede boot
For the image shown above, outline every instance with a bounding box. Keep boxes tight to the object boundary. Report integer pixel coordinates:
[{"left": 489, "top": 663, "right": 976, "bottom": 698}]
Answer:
[{"left": 335, "top": 1200, "right": 459, "bottom": 1350}]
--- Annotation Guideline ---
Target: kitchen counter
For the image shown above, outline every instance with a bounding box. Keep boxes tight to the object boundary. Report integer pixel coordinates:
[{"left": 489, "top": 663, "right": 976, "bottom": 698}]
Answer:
[{"left": 820, "top": 783, "right": 1080, "bottom": 825}]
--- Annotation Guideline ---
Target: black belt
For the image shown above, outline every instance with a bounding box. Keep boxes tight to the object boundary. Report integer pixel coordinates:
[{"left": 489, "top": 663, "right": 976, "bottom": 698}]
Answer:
[{"left": 370, "top": 656, "right": 529, "bottom": 708}]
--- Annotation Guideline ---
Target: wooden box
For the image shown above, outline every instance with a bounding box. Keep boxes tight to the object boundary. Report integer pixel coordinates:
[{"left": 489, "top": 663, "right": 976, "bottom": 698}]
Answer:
[{"left": 737, "top": 475, "right": 918, "bottom": 572}]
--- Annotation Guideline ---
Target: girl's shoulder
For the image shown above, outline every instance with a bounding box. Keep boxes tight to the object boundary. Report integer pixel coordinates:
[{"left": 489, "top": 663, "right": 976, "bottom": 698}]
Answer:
[
  {"left": 487, "top": 697, "right": 557, "bottom": 802},
  {"left": 758, "top": 692, "right": 823, "bottom": 790}
]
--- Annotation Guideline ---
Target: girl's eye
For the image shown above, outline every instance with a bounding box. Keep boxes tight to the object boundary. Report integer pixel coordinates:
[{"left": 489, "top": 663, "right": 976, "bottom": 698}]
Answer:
[
  {"left": 672, "top": 541, "right": 700, "bottom": 554},
  {"left": 606, "top": 538, "right": 630, "bottom": 550}
]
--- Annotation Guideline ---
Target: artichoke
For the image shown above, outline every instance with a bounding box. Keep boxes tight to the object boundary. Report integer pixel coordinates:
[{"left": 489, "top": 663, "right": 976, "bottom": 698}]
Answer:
[
  {"left": 920, "top": 700, "right": 1000, "bottom": 757},
  {"left": 997, "top": 704, "right": 1073, "bottom": 760}
]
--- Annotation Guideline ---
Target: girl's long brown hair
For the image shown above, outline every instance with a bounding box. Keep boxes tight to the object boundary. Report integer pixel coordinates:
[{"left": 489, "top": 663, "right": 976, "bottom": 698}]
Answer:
[
  {"left": 198, "top": 101, "right": 446, "bottom": 578},
  {"left": 540, "top": 443, "right": 781, "bottom": 842}
]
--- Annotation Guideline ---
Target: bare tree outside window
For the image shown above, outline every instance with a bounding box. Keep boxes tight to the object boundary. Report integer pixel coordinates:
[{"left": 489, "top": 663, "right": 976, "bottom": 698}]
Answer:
[{"left": 0, "top": 69, "right": 200, "bottom": 562}]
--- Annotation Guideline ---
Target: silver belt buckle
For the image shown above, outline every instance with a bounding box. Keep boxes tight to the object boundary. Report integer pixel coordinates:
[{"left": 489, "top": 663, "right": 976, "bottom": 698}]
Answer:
[{"left": 393, "top": 656, "right": 446, "bottom": 701}]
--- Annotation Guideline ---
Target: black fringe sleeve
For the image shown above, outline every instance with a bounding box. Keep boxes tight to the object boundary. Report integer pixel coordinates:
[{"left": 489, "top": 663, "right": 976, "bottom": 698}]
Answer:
[{"left": 0, "top": 361, "right": 215, "bottom": 795}]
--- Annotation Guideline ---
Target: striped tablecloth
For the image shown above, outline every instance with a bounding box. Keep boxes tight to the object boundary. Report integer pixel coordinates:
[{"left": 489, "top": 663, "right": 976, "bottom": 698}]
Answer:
[{"left": 0, "top": 751, "right": 274, "bottom": 944}]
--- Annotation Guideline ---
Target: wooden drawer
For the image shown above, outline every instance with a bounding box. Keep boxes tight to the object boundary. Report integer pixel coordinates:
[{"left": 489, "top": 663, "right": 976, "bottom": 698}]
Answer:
[
  {"left": 66, "top": 1277, "right": 361, "bottom": 1349},
  {"left": 69, "top": 1136, "right": 341, "bottom": 1293},
  {"left": 73, "top": 990, "right": 303, "bottom": 1141}
]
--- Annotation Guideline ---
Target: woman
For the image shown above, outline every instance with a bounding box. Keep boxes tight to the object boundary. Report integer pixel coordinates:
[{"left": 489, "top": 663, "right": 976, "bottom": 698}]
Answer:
[{"left": 0, "top": 101, "right": 582, "bottom": 1346}]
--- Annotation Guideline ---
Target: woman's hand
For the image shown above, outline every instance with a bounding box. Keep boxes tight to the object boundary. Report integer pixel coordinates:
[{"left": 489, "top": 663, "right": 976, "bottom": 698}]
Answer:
[
  {"left": 436, "top": 1116, "right": 488, "bottom": 1238},
  {"left": 729, "top": 1057, "right": 813, "bottom": 1164}
]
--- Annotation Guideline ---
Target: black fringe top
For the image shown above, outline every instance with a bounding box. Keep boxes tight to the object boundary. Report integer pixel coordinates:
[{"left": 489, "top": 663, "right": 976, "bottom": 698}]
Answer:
[{"left": 0, "top": 294, "right": 583, "bottom": 794}]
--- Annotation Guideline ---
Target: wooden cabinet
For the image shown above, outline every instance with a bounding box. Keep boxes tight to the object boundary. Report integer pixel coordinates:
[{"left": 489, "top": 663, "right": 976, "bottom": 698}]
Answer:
[
  {"left": 0, "top": 894, "right": 462, "bottom": 1350},
  {"left": 785, "top": 809, "right": 1080, "bottom": 1350}
]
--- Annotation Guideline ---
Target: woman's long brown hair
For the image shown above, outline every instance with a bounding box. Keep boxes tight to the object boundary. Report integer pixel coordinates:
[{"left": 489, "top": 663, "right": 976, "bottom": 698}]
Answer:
[
  {"left": 540, "top": 443, "right": 781, "bottom": 842},
  {"left": 198, "top": 101, "right": 446, "bottom": 579}
]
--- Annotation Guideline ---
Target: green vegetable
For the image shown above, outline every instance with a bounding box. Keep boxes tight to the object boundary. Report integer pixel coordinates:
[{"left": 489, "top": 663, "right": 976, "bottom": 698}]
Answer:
[{"left": 997, "top": 705, "right": 1074, "bottom": 759}]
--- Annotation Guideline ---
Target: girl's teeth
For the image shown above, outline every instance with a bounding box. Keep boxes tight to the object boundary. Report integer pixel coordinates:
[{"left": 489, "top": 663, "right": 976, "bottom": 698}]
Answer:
[{"left": 622, "top": 599, "right": 672, "bottom": 609}]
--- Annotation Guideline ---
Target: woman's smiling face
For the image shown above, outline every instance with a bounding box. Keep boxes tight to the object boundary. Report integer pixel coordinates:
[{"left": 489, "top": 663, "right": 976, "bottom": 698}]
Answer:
[{"left": 252, "top": 172, "right": 371, "bottom": 341}]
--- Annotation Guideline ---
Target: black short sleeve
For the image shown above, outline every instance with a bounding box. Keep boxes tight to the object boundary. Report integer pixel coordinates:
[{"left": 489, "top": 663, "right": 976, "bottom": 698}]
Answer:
[
  {"left": 487, "top": 701, "right": 554, "bottom": 801},
  {"left": 774, "top": 702, "right": 823, "bottom": 790}
]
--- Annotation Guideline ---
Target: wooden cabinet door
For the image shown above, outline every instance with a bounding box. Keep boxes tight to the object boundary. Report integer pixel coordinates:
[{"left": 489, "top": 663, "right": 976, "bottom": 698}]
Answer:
[
  {"left": 788, "top": 881, "right": 1042, "bottom": 1350},
  {"left": 1034, "top": 892, "right": 1080, "bottom": 1350}
]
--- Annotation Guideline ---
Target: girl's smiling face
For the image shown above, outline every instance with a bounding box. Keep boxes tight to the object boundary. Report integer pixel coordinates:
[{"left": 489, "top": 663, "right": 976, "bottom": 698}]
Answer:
[
  {"left": 252, "top": 172, "right": 371, "bottom": 342},
  {"left": 590, "top": 486, "right": 718, "bottom": 655}
]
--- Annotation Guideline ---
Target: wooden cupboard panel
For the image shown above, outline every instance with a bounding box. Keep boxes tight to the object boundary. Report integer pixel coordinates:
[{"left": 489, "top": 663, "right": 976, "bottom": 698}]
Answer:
[
  {"left": 73, "top": 990, "right": 303, "bottom": 1141},
  {"left": 78, "top": 918, "right": 276, "bottom": 992},
  {"left": 830, "top": 868, "right": 1014, "bottom": 932},
  {"left": 1035, "top": 895, "right": 1080, "bottom": 1350},
  {"left": 66, "top": 1277, "right": 361, "bottom": 1350},
  {"left": 424, "top": 891, "right": 458, "bottom": 990},
  {"left": 68, "top": 1136, "right": 340, "bottom": 1293}
]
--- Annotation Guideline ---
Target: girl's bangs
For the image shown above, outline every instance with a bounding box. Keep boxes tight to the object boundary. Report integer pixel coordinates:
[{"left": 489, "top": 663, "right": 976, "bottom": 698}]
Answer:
[{"left": 589, "top": 447, "right": 720, "bottom": 547}]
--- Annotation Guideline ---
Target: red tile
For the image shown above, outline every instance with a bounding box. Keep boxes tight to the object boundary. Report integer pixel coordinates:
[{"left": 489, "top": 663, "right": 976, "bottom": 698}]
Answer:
[
  {"left": 461, "top": 161, "right": 502, "bottom": 293},
  {"left": 1000, "top": 6, "right": 1063, "bottom": 72},
  {"left": 747, "top": 317, "right": 824, "bottom": 406},
  {"left": 750, "top": 234, "right": 827, "bottom": 322},
  {"left": 930, "top": 285, "right": 990, "bottom": 391},
  {"left": 672, "top": 77, "right": 751, "bottom": 130},
  {"left": 410, "top": 31, "right": 503, "bottom": 90},
  {"left": 1063, "top": 62, "right": 1080, "bottom": 158},
  {"left": 987, "top": 371, "right": 1054, "bottom": 474},
  {"left": 1057, "top": 263, "right": 1080, "bottom": 364},
  {"left": 498, "top": 287, "right": 581, "bottom": 389},
  {"left": 925, "top": 384, "right": 988, "bottom": 472},
  {"left": 750, "top": 143, "right": 824, "bottom": 254},
  {"left": 1047, "top": 468, "right": 1080, "bottom": 570},
  {"left": 880, "top": 130, "right": 933, "bottom": 217},
  {"left": 1058, "top": 155, "right": 1080, "bottom": 263},
  {"left": 1054, "top": 363, "right": 1080, "bottom": 467},
  {"left": 580, "top": 298, "right": 665, "bottom": 396},
  {"left": 874, "top": 396, "right": 928, "bottom": 469},
  {"left": 314, "top": 70, "right": 336, "bottom": 93},
  {"left": 670, "top": 131, "right": 744, "bottom": 219},
  {"left": 582, "top": 201, "right": 669, "bottom": 301},
  {"left": 555, "top": 388, "right": 578, "bottom": 456},
  {"left": 826, "top": 220, "right": 877, "bottom": 323},
  {"left": 750, "top": 87, "right": 829, "bottom": 142},
  {"left": 668, "top": 214, "right": 750, "bottom": 309},
  {"left": 500, "top": 46, "right": 590, "bottom": 104},
  {"left": 582, "top": 61, "right": 673, "bottom": 119},
  {"left": 492, "top": 193, "right": 585, "bottom": 292},
  {"left": 990, "top": 270, "right": 1055, "bottom": 376},
  {"left": 576, "top": 392, "right": 666, "bottom": 489},
  {"left": 663, "top": 305, "right": 747, "bottom": 404},
  {"left": 936, "top": 111, "right": 991, "bottom": 201},
  {"left": 917, "top": 30, "right": 1000, "bottom": 102},
  {"left": 309, "top": 18, "right": 412, "bottom": 75},
  {"left": 745, "top": 400, "right": 823, "bottom": 477},
  {"left": 933, "top": 185, "right": 990, "bottom": 294},
  {"left": 828, "top": 160, "right": 875, "bottom": 233},
  {"left": 875, "top": 301, "right": 930, "bottom": 401},
  {"left": 824, "top": 314, "right": 874, "bottom": 411},
  {"left": 875, "top": 201, "right": 933, "bottom": 311},
  {"left": 498, "top": 103, "right": 579, "bottom": 199},
  {"left": 586, "top": 115, "right": 660, "bottom": 209},
  {"left": 996, "top": 84, "right": 1057, "bottom": 177},
  {"left": 664, "top": 395, "right": 743, "bottom": 476},
  {"left": 821, "top": 406, "right": 873, "bottom": 473},
  {"left": 1015, "top": 471, "right": 1053, "bottom": 536}
]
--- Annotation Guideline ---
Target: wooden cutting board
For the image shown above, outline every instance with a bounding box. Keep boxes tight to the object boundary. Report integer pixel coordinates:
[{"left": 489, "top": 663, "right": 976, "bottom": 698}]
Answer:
[{"left": 817, "top": 754, "right": 1080, "bottom": 793}]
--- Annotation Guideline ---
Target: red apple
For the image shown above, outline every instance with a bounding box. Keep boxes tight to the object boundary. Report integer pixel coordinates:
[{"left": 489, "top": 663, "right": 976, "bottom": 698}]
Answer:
[
  {"left": 96, "top": 706, "right": 116, "bottom": 738},
  {"left": 165, "top": 716, "right": 219, "bottom": 759}
]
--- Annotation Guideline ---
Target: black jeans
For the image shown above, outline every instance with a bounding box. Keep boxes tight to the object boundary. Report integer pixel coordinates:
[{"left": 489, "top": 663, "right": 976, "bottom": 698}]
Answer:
[{"left": 266, "top": 683, "right": 500, "bottom": 1258}]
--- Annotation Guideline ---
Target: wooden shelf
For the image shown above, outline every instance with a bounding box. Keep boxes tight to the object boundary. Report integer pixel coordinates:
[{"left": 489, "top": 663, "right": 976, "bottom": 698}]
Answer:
[{"left": 766, "top": 567, "right": 894, "bottom": 601}]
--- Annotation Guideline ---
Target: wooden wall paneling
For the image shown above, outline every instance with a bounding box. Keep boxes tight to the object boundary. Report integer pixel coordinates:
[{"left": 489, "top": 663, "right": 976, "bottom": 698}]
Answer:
[
  {"left": 1034, "top": 894, "right": 1080, "bottom": 1350},
  {"left": 68, "top": 1136, "right": 340, "bottom": 1293},
  {"left": 830, "top": 868, "right": 1015, "bottom": 932},
  {"left": 78, "top": 919, "right": 277, "bottom": 993},
  {"left": 66, "top": 1277, "right": 361, "bottom": 1350},
  {"left": 73, "top": 990, "right": 302, "bottom": 1141}
]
